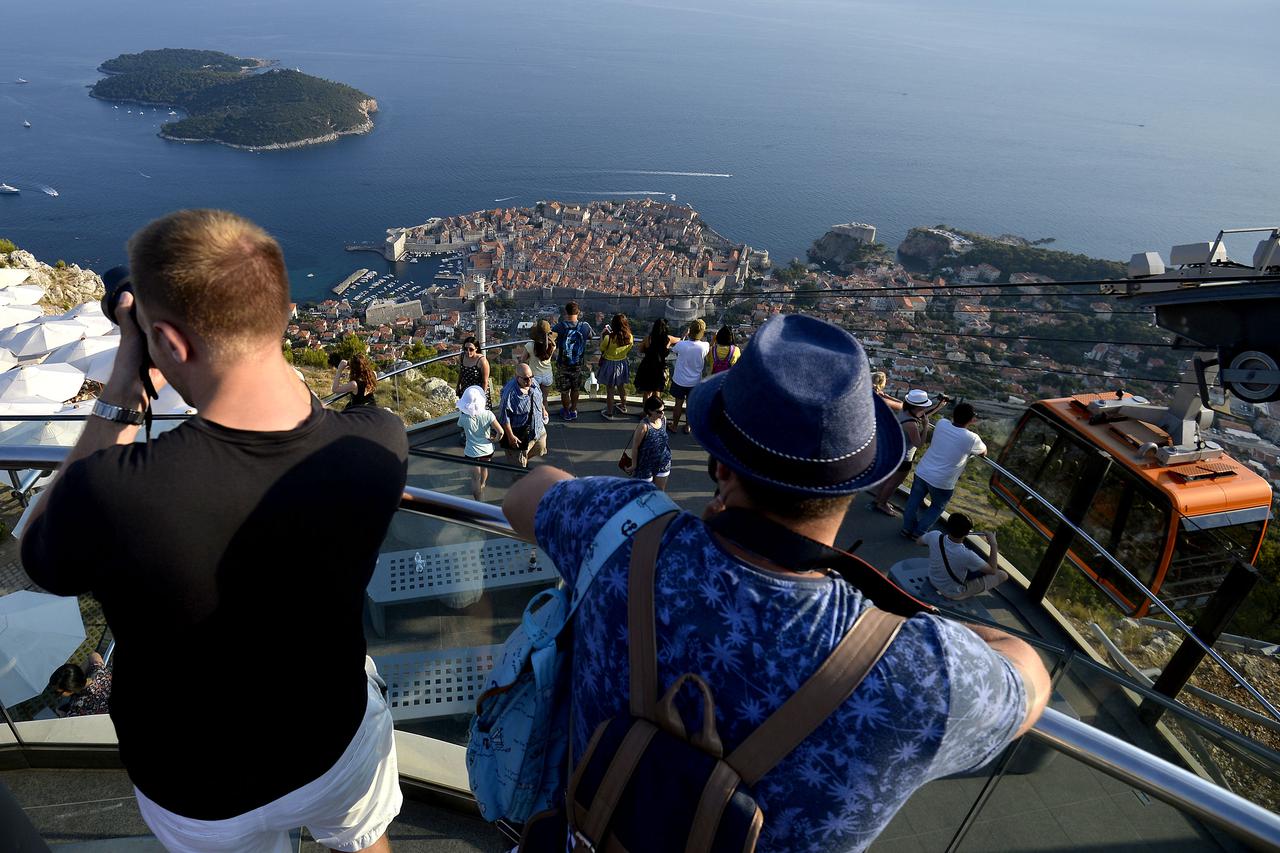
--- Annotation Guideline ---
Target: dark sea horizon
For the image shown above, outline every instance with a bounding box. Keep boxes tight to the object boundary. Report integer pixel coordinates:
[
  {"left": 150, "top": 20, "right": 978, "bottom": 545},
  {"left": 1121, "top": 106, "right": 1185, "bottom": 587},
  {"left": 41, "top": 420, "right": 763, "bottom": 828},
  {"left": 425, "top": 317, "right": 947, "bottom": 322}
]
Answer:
[{"left": 1, "top": 0, "right": 1276, "bottom": 303}]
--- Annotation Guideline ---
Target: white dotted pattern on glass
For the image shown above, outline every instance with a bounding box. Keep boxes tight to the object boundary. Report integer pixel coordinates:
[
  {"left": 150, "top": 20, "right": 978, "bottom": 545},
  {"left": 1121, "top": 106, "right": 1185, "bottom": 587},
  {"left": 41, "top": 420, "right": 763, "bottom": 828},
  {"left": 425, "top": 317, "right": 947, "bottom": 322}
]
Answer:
[
  {"left": 375, "top": 645, "right": 501, "bottom": 721},
  {"left": 371, "top": 539, "right": 553, "bottom": 603}
]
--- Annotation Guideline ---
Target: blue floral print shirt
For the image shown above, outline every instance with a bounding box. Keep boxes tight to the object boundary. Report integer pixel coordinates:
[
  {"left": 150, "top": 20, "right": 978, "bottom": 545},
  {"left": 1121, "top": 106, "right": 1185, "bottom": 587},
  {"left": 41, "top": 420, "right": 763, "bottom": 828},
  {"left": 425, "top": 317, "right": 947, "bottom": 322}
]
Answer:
[{"left": 535, "top": 477, "right": 1028, "bottom": 853}]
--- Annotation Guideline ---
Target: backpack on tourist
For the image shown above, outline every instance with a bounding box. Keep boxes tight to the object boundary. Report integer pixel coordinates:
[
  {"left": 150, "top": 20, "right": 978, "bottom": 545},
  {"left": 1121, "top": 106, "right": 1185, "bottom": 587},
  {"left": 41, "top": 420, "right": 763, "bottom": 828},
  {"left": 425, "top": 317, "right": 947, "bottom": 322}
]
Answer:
[
  {"left": 466, "top": 490, "right": 679, "bottom": 826},
  {"left": 519, "top": 513, "right": 906, "bottom": 852},
  {"left": 711, "top": 343, "right": 738, "bottom": 374},
  {"left": 560, "top": 322, "right": 586, "bottom": 367}
]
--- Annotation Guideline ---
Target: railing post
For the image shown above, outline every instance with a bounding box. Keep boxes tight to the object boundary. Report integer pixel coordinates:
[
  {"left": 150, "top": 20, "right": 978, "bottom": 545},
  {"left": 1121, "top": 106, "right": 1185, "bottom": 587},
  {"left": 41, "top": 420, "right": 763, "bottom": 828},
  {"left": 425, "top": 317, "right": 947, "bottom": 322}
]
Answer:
[
  {"left": 1140, "top": 559, "right": 1259, "bottom": 725},
  {"left": 1026, "top": 453, "right": 1111, "bottom": 603}
]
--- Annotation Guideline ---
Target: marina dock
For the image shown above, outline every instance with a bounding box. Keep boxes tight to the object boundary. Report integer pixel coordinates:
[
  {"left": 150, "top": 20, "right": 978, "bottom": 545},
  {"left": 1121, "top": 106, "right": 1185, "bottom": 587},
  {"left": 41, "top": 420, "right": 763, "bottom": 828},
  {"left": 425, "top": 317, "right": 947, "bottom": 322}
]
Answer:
[{"left": 332, "top": 268, "right": 370, "bottom": 295}]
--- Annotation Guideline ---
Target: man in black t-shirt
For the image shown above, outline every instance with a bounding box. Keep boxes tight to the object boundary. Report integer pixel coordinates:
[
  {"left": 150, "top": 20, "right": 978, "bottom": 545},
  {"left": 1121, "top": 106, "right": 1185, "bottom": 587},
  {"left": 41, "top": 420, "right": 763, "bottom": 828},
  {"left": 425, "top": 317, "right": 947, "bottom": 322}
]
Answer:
[{"left": 22, "top": 210, "right": 408, "bottom": 853}]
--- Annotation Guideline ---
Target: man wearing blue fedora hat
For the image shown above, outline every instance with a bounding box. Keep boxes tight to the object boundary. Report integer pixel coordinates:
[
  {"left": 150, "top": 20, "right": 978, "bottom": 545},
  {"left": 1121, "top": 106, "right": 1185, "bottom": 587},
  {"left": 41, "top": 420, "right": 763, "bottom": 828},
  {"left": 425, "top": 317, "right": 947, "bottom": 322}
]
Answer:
[{"left": 504, "top": 315, "right": 1049, "bottom": 852}]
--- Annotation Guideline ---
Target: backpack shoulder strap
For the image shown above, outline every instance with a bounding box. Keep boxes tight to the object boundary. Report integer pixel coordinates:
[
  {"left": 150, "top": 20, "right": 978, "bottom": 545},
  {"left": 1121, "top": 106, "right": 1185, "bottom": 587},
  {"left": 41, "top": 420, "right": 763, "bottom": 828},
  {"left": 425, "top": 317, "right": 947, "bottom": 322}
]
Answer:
[
  {"left": 627, "top": 511, "right": 678, "bottom": 720},
  {"left": 725, "top": 607, "right": 906, "bottom": 785},
  {"left": 569, "top": 491, "right": 678, "bottom": 621}
]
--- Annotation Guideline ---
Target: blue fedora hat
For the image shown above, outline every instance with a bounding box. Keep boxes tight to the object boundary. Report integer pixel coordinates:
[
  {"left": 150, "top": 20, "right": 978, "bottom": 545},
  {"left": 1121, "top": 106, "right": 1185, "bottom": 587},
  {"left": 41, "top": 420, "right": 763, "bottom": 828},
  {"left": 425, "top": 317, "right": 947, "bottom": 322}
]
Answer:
[{"left": 688, "top": 315, "right": 904, "bottom": 495}]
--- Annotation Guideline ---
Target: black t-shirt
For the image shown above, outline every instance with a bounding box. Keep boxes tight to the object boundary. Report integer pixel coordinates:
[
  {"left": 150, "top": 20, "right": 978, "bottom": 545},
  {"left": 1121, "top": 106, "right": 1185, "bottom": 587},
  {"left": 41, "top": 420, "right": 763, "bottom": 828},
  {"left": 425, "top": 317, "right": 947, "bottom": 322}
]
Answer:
[{"left": 22, "top": 396, "right": 408, "bottom": 819}]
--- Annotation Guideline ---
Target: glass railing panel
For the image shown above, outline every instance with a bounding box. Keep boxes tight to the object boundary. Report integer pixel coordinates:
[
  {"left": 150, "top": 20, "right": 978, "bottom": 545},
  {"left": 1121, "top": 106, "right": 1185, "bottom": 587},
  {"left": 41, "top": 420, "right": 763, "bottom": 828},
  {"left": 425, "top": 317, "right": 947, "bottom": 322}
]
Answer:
[
  {"left": 867, "top": 644, "right": 1075, "bottom": 852},
  {"left": 954, "top": 740, "right": 1249, "bottom": 852},
  {"left": 1, "top": 592, "right": 112, "bottom": 727},
  {"left": 1003, "top": 653, "right": 1264, "bottom": 845},
  {"left": 369, "top": 451, "right": 552, "bottom": 747},
  {"left": 1062, "top": 653, "right": 1280, "bottom": 818}
]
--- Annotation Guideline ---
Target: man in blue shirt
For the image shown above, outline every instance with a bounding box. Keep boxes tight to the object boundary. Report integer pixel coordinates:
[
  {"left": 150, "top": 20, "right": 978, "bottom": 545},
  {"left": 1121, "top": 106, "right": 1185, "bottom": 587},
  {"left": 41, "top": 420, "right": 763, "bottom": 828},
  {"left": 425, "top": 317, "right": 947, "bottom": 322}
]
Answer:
[
  {"left": 550, "top": 301, "right": 593, "bottom": 421},
  {"left": 498, "top": 362, "right": 548, "bottom": 467},
  {"left": 503, "top": 315, "right": 1049, "bottom": 852}
]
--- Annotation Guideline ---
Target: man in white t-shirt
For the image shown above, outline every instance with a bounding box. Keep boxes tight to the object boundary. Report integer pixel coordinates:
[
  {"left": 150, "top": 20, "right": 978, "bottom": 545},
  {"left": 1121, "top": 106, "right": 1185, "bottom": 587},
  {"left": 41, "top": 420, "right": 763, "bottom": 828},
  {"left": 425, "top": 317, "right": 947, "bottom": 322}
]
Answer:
[
  {"left": 901, "top": 402, "right": 986, "bottom": 539},
  {"left": 920, "top": 513, "right": 1008, "bottom": 600},
  {"left": 668, "top": 318, "right": 709, "bottom": 433}
]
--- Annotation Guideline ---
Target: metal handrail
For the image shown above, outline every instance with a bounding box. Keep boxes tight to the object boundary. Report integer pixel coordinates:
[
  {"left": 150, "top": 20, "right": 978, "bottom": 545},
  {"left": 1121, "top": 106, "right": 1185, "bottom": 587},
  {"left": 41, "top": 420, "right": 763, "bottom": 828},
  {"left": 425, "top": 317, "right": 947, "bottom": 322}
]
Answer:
[
  {"left": 981, "top": 454, "right": 1280, "bottom": 722},
  {"left": 395, "top": 487, "right": 1280, "bottom": 850},
  {"left": 1030, "top": 709, "right": 1280, "bottom": 851},
  {"left": 322, "top": 338, "right": 533, "bottom": 406}
]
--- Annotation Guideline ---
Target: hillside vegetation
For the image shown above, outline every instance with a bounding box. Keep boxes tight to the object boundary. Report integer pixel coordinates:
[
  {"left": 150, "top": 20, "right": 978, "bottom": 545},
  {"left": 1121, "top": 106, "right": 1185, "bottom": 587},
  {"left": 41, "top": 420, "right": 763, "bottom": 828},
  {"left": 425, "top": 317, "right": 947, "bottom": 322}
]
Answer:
[
  {"left": 943, "top": 226, "right": 1127, "bottom": 282},
  {"left": 91, "top": 49, "right": 376, "bottom": 149}
]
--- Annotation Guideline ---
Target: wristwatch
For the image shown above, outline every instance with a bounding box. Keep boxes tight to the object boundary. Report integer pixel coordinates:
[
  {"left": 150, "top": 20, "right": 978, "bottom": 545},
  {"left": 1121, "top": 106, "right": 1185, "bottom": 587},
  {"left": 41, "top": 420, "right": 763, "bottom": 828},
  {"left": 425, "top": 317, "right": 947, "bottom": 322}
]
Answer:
[{"left": 92, "top": 399, "right": 146, "bottom": 426}]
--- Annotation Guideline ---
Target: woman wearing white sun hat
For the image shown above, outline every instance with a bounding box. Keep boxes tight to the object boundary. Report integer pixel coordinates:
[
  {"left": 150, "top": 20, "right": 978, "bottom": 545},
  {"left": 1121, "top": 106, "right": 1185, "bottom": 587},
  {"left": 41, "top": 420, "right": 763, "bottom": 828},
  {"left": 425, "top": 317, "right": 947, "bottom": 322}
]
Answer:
[
  {"left": 871, "top": 388, "right": 949, "bottom": 516},
  {"left": 457, "top": 385, "right": 503, "bottom": 500}
]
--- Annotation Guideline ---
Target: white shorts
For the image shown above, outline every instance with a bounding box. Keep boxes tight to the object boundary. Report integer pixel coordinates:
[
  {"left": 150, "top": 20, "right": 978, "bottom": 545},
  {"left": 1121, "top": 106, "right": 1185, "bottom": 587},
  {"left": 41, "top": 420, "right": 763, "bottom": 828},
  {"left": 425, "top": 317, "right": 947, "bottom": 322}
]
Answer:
[{"left": 136, "top": 658, "right": 402, "bottom": 853}]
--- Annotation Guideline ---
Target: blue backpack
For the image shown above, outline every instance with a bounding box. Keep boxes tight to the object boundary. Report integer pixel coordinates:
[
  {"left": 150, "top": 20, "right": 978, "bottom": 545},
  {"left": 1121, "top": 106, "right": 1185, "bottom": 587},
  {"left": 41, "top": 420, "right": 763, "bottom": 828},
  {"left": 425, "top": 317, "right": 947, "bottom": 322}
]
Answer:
[
  {"left": 467, "top": 489, "right": 678, "bottom": 824},
  {"left": 560, "top": 322, "right": 586, "bottom": 367}
]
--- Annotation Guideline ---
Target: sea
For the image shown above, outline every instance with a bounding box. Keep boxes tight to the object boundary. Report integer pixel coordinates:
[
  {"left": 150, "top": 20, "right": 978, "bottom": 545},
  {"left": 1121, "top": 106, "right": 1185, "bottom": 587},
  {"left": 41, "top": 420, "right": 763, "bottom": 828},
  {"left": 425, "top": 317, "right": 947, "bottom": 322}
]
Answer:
[{"left": 1, "top": 0, "right": 1276, "bottom": 304}]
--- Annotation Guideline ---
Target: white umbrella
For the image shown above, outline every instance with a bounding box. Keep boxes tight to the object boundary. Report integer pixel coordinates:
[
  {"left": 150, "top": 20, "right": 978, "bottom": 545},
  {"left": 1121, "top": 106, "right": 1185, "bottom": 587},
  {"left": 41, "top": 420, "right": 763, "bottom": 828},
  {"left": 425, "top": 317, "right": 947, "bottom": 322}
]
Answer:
[
  {"left": 43, "top": 335, "right": 118, "bottom": 375},
  {"left": 0, "top": 305, "right": 43, "bottom": 331},
  {"left": 2, "top": 285, "right": 46, "bottom": 306},
  {"left": 0, "top": 363, "right": 86, "bottom": 403},
  {"left": 66, "top": 301, "right": 106, "bottom": 320},
  {"left": 6, "top": 322, "right": 88, "bottom": 358},
  {"left": 0, "top": 591, "right": 86, "bottom": 707},
  {"left": 0, "top": 324, "right": 35, "bottom": 349},
  {"left": 46, "top": 313, "right": 112, "bottom": 337}
]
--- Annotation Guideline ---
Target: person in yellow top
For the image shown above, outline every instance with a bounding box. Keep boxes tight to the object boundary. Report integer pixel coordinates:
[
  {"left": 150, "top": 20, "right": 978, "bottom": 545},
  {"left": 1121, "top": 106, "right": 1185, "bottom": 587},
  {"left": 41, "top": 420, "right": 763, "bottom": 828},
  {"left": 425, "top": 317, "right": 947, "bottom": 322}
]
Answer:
[
  {"left": 707, "top": 325, "right": 741, "bottom": 375},
  {"left": 597, "top": 313, "right": 633, "bottom": 420}
]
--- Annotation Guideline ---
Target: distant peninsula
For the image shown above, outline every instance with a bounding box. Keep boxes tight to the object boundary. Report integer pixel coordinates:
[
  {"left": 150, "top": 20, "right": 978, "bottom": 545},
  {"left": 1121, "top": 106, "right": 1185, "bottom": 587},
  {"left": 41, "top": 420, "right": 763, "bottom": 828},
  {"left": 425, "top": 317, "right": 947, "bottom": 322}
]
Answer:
[{"left": 90, "top": 48, "right": 377, "bottom": 151}]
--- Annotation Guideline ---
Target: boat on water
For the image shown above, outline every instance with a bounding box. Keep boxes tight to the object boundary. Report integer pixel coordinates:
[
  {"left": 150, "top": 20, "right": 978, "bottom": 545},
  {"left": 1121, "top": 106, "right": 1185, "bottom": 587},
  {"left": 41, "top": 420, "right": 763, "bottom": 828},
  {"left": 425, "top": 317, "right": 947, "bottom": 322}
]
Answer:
[
  {"left": 168, "top": 110, "right": 178, "bottom": 116},
  {"left": 0, "top": 183, "right": 19, "bottom": 195},
  {"left": 23, "top": 121, "right": 31, "bottom": 128},
  {"left": 16, "top": 78, "right": 28, "bottom": 84},
  {"left": 42, "top": 188, "right": 58, "bottom": 197}
]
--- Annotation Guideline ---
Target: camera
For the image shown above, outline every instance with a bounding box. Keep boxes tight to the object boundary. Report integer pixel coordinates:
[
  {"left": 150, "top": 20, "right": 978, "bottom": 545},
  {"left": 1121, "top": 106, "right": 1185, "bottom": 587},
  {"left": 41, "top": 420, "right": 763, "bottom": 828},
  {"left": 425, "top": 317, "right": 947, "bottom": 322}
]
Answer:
[{"left": 101, "top": 266, "right": 134, "bottom": 323}]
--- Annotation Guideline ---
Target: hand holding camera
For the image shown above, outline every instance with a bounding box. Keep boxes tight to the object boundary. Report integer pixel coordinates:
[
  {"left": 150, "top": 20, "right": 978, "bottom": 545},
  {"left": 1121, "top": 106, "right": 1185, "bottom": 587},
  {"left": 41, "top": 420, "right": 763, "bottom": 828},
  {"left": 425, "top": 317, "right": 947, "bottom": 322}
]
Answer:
[{"left": 100, "top": 266, "right": 165, "bottom": 411}]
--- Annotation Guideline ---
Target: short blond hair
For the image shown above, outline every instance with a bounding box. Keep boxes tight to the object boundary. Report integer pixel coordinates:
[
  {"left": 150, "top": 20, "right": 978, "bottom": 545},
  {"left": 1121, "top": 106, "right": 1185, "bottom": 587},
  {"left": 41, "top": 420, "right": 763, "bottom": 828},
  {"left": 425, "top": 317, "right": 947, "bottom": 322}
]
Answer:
[
  {"left": 128, "top": 209, "right": 290, "bottom": 355},
  {"left": 871, "top": 371, "right": 887, "bottom": 391},
  {"left": 688, "top": 319, "right": 706, "bottom": 340}
]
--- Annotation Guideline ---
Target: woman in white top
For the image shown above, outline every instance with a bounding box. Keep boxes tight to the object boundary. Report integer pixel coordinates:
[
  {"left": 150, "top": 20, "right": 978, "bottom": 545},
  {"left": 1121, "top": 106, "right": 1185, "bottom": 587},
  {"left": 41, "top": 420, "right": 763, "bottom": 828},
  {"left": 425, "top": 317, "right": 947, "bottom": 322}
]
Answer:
[
  {"left": 668, "top": 319, "right": 709, "bottom": 434},
  {"left": 871, "top": 388, "right": 948, "bottom": 516},
  {"left": 518, "top": 319, "right": 557, "bottom": 393},
  {"left": 457, "top": 386, "right": 503, "bottom": 500}
]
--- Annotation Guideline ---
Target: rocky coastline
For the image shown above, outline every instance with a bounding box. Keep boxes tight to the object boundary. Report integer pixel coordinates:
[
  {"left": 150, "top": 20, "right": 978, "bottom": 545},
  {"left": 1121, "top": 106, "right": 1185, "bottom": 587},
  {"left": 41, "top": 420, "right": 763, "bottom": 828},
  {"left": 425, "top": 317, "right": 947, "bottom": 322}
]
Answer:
[{"left": 0, "top": 248, "right": 105, "bottom": 313}]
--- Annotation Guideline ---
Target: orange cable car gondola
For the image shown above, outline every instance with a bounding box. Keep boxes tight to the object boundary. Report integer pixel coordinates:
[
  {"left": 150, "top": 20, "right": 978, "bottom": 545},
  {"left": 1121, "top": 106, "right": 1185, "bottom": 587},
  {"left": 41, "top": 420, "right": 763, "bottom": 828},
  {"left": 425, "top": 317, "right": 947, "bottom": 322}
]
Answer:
[
  {"left": 991, "top": 393, "right": 1271, "bottom": 616},
  {"left": 991, "top": 228, "right": 1279, "bottom": 617}
]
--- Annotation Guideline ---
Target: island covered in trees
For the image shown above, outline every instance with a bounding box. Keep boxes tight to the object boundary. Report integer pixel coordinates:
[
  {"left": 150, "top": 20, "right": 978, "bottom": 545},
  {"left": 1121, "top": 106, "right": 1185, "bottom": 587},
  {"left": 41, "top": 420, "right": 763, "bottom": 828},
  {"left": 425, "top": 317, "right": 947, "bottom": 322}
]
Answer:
[{"left": 90, "top": 48, "right": 378, "bottom": 151}]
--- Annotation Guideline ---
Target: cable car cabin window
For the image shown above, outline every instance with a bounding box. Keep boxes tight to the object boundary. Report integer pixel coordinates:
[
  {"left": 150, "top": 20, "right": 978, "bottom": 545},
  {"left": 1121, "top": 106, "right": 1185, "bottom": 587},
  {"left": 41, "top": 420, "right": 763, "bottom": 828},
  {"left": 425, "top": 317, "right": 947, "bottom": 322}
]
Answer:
[
  {"left": 1075, "top": 468, "right": 1168, "bottom": 606},
  {"left": 1165, "top": 518, "right": 1266, "bottom": 605},
  {"left": 999, "top": 414, "right": 1090, "bottom": 532},
  {"left": 1000, "top": 412, "right": 1170, "bottom": 610}
]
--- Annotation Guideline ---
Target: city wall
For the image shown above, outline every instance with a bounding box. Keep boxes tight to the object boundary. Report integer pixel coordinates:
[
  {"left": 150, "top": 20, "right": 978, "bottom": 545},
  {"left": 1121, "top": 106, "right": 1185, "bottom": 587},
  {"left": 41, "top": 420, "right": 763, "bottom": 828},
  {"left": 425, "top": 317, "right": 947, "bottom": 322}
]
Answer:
[{"left": 425, "top": 286, "right": 698, "bottom": 320}]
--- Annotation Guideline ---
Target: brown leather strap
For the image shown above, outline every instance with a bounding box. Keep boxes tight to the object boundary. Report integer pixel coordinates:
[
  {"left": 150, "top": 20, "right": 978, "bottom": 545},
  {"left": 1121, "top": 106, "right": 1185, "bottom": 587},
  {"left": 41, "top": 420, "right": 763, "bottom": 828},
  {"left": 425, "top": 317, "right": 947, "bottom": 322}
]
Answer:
[
  {"left": 579, "top": 721, "right": 658, "bottom": 844},
  {"left": 568, "top": 719, "right": 614, "bottom": 831},
  {"left": 627, "top": 512, "right": 677, "bottom": 720},
  {"left": 685, "top": 761, "right": 741, "bottom": 853},
  {"left": 725, "top": 607, "right": 905, "bottom": 785}
]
